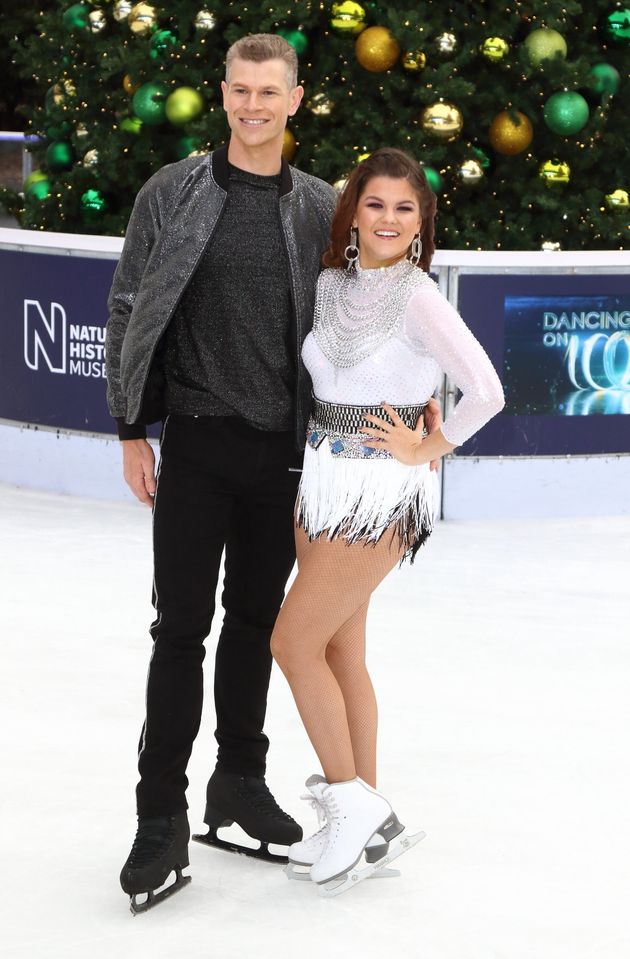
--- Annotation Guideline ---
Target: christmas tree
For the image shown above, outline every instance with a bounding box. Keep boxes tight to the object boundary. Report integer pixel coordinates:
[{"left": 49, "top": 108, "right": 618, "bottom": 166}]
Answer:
[{"left": 2, "top": 1, "right": 629, "bottom": 250}]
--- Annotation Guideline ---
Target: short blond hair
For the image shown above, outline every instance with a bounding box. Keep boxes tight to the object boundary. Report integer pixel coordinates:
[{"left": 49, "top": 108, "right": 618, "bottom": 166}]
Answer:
[{"left": 225, "top": 34, "right": 298, "bottom": 88}]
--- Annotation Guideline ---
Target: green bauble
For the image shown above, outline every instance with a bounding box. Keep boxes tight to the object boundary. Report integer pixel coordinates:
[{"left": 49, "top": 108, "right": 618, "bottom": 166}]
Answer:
[
  {"left": 46, "top": 141, "right": 74, "bottom": 172},
  {"left": 175, "top": 136, "right": 201, "bottom": 159},
  {"left": 543, "top": 91, "right": 589, "bottom": 136},
  {"left": 588, "top": 62, "right": 621, "bottom": 95},
  {"left": 150, "top": 28, "right": 177, "bottom": 59},
  {"left": 62, "top": 3, "right": 90, "bottom": 31},
  {"left": 132, "top": 83, "right": 168, "bottom": 125},
  {"left": 601, "top": 7, "right": 630, "bottom": 45},
  {"left": 46, "top": 120, "right": 72, "bottom": 140},
  {"left": 524, "top": 28, "right": 567, "bottom": 65},
  {"left": 472, "top": 146, "right": 491, "bottom": 171},
  {"left": 276, "top": 27, "right": 309, "bottom": 56},
  {"left": 120, "top": 116, "right": 143, "bottom": 134},
  {"left": 165, "top": 87, "right": 204, "bottom": 125},
  {"left": 26, "top": 178, "right": 52, "bottom": 201},
  {"left": 81, "top": 189, "right": 108, "bottom": 220},
  {"left": 422, "top": 166, "right": 443, "bottom": 193}
]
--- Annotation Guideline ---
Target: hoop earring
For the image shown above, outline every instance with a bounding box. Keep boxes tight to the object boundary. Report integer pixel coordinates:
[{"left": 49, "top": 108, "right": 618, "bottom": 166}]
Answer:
[
  {"left": 408, "top": 234, "right": 422, "bottom": 266},
  {"left": 344, "top": 227, "right": 359, "bottom": 271}
]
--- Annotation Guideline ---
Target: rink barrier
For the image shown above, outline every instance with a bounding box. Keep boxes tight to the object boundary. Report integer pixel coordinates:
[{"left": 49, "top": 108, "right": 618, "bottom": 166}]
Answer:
[{"left": 1, "top": 227, "right": 629, "bottom": 517}]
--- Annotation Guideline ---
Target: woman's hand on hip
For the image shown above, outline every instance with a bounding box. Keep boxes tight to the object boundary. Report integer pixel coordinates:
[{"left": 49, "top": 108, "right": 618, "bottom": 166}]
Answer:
[{"left": 360, "top": 403, "right": 427, "bottom": 466}]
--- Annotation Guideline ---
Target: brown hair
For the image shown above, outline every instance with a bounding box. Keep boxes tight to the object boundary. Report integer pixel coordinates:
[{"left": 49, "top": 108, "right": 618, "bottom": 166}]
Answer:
[
  {"left": 323, "top": 148, "right": 437, "bottom": 274},
  {"left": 225, "top": 34, "right": 298, "bottom": 89}
]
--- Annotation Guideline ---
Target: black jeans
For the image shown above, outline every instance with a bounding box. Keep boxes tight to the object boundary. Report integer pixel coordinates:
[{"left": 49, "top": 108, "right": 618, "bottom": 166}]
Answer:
[{"left": 136, "top": 415, "right": 301, "bottom": 817}]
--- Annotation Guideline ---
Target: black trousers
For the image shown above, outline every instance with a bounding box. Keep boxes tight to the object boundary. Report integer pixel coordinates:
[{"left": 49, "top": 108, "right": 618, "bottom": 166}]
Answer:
[{"left": 136, "top": 415, "right": 301, "bottom": 817}]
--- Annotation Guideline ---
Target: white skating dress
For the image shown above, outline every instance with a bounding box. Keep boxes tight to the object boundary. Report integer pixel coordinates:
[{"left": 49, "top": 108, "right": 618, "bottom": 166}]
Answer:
[{"left": 297, "top": 257, "right": 505, "bottom": 559}]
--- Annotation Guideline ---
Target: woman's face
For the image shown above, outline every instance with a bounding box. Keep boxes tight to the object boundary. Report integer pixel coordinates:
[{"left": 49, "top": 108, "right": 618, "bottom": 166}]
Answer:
[{"left": 352, "top": 175, "right": 422, "bottom": 270}]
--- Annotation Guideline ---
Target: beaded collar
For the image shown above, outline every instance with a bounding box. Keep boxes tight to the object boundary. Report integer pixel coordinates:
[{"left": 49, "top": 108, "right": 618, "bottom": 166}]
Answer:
[{"left": 313, "top": 257, "right": 427, "bottom": 369}]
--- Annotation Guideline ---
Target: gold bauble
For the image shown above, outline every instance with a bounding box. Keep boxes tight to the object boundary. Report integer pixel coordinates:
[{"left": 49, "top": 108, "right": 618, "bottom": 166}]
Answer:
[
  {"left": 481, "top": 37, "right": 509, "bottom": 61},
  {"left": 333, "top": 177, "right": 348, "bottom": 192},
  {"left": 282, "top": 128, "right": 297, "bottom": 162},
  {"left": 356, "top": 151, "right": 371, "bottom": 163},
  {"left": 539, "top": 159, "right": 570, "bottom": 185},
  {"left": 88, "top": 10, "right": 107, "bottom": 33},
  {"left": 402, "top": 50, "right": 427, "bottom": 72},
  {"left": 113, "top": 0, "right": 132, "bottom": 21},
  {"left": 82, "top": 148, "right": 99, "bottom": 167},
  {"left": 123, "top": 74, "right": 141, "bottom": 94},
  {"left": 330, "top": 1, "right": 366, "bottom": 35},
  {"left": 458, "top": 159, "right": 484, "bottom": 185},
  {"left": 355, "top": 26, "right": 401, "bottom": 72},
  {"left": 128, "top": 3, "right": 157, "bottom": 35},
  {"left": 307, "top": 93, "right": 334, "bottom": 116},
  {"left": 50, "top": 80, "right": 77, "bottom": 105},
  {"left": 435, "top": 31, "right": 458, "bottom": 57},
  {"left": 488, "top": 110, "right": 533, "bottom": 155},
  {"left": 194, "top": 10, "right": 217, "bottom": 31},
  {"left": 605, "top": 189, "right": 629, "bottom": 209},
  {"left": 421, "top": 102, "right": 464, "bottom": 141}
]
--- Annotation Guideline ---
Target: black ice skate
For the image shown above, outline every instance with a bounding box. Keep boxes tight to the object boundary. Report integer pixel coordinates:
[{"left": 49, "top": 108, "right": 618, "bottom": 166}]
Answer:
[
  {"left": 192, "top": 769, "right": 302, "bottom": 864},
  {"left": 120, "top": 813, "right": 191, "bottom": 914}
]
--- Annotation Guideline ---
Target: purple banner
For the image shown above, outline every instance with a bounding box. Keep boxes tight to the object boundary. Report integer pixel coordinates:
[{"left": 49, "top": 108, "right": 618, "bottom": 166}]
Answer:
[{"left": 456, "top": 273, "right": 630, "bottom": 456}]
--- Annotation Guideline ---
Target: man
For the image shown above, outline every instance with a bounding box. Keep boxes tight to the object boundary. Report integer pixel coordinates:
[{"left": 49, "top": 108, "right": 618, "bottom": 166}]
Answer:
[{"left": 106, "top": 34, "right": 337, "bottom": 912}]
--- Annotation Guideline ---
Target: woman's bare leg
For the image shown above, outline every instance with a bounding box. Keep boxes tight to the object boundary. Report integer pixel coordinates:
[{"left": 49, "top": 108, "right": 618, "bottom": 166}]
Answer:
[{"left": 271, "top": 528, "right": 402, "bottom": 785}]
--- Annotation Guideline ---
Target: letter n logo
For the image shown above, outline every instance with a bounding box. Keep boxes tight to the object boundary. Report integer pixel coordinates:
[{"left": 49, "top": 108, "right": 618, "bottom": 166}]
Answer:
[{"left": 24, "top": 300, "right": 67, "bottom": 374}]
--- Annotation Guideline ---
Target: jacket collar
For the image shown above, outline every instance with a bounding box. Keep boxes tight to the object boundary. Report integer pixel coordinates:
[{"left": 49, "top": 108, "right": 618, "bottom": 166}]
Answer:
[{"left": 212, "top": 142, "right": 293, "bottom": 197}]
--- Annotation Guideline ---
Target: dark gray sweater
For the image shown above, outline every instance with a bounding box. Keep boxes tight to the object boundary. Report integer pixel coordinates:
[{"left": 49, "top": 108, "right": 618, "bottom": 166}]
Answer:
[{"left": 163, "top": 164, "right": 294, "bottom": 430}]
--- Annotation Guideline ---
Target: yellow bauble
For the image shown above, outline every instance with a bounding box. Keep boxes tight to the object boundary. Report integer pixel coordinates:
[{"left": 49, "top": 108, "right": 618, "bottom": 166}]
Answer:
[
  {"left": 355, "top": 26, "right": 401, "bottom": 72},
  {"left": 539, "top": 159, "right": 570, "bottom": 184},
  {"left": 356, "top": 152, "right": 371, "bottom": 163},
  {"left": 421, "top": 102, "right": 463, "bottom": 141},
  {"left": 481, "top": 37, "right": 509, "bottom": 61},
  {"left": 82, "top": 148, "right": 99, "bottom": 167},
  {"left": 605, "top": 189, "right": 629, "bottom": 209},
  {"left": 88, "top": 10, "right": 107, "bottom": 33},
  {"left": 194, "top": 10, "right": 217, "bottom": 31},
  {"left": 307, "top": 93, "right": 334, "bottom": 116},
  {"left": 488, "top": 110, "right": 533, "bottom": 155},
  {"left": 402, "top": 50, "right": 427, "bottom": 71},
  {"left": 435, "top": 31, "right": 457, "bottom": 57},
  {"left": 458, "top": 159, "right": 484, "bottom": 185},
  {"left": 123, "top": 74, "right": 141, "bottom": 94},
  {"left": 330, "top": 1, "right": 366, "bottom": 35},
  {"left": 282, "top": 128, "right": 297, "bottom": 162},
  {"left": 128, "top": 3, "right": 157, "bottom": 35}
]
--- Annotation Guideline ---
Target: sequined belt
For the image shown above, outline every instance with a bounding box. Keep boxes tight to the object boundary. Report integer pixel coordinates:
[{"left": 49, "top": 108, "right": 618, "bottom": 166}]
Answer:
[
  {"left": 307, "top": 397, "right": 428, "bottom": 460},
  {"left": 312, "top": 396, "right": 427, "bottom": 433}
]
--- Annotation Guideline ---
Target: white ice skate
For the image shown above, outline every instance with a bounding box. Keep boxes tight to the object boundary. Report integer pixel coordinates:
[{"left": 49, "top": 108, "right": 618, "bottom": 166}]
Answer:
[
  {"left": 286, "top": 775, "right": 398, "bottom": 882},
  {"left": 309, "top": 777, "right": 425, "bottom": 897}
]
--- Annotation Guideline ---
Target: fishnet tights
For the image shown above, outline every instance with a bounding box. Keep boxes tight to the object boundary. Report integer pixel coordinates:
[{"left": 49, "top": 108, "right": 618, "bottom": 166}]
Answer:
[{"left": 270, "top": 526, "right": 404, "bottom": 787}]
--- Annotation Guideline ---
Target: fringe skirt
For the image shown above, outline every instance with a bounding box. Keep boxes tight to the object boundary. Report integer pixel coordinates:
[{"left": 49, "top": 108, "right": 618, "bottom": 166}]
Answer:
[{"left": 296, "top": 398, "right": 439, "bottom": 563}]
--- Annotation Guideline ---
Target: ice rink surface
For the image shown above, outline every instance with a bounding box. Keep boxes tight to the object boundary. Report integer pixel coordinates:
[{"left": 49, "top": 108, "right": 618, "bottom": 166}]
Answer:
[{"left": 1, "top": 482, "right": 629, "bottom": 959}]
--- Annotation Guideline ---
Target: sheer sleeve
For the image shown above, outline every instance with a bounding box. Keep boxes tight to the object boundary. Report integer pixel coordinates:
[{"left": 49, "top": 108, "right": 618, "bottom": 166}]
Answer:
[{"left": 405, "top": 280, "right": 505, "bottom": 447}]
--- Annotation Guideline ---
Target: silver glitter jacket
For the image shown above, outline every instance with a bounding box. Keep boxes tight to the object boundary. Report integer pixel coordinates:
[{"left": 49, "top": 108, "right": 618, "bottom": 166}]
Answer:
[{"left": 105, "top": 145, "right": 337, "bottom": 444}]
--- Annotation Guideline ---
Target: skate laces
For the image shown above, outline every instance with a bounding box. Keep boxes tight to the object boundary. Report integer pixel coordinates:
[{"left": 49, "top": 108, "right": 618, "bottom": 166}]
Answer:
[
  {"left": 299, "top": 793, "right": 328, "bottom": 842},
  {"left": 235, "top": 778, "right": 293, "bottom": 823},
  {"left": 128, "top": 818, "right": 176, "bottom": 867}
]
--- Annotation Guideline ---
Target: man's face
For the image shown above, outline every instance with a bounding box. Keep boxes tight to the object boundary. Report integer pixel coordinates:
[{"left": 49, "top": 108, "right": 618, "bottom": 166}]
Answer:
[{"left": 221, "top": 58, "right": 303, "bottom": 151}]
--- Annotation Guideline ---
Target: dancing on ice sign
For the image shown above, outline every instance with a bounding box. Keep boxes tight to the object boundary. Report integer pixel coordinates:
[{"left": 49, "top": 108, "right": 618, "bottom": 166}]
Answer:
[{"left": 504, "top": 295, "right": 630, "bottom": 417}]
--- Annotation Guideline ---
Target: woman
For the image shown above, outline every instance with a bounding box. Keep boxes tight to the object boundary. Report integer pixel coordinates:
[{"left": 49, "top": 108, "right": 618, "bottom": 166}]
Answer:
[{"left": 270, "top": 149, "right": 505, "bottom": 895}]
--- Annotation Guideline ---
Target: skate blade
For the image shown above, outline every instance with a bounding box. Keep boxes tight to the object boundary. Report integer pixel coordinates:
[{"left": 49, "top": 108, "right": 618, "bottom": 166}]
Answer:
[
  {"left": 318, "top": 830, "right": 426, "bottom": 898},
  {"left": 192, "top": 829, "right": 288, "bottom": 864},
  {"left": 129, "top": 867, "right": 191, "bottom": 915},
  {"left": 285, "top": 862, "right": 400, "bottom": 882}
]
